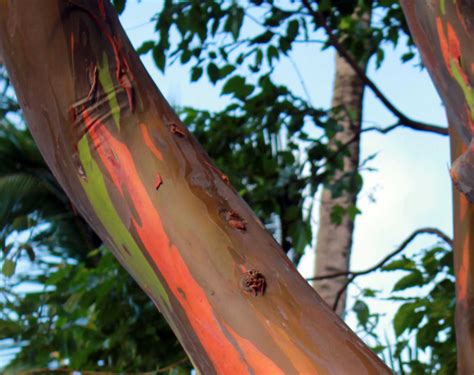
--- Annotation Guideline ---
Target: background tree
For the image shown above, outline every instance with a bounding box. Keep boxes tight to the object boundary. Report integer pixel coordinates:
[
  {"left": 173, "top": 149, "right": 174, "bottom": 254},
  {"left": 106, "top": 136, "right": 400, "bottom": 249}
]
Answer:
[{"left": 311, "top": 2, "right": 373, "bottom": 314}]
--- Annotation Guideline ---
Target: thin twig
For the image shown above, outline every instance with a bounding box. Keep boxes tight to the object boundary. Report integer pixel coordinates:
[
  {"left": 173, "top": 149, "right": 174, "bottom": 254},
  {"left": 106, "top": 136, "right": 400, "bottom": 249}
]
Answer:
[
  {"left": 309, "top": 227, "right": 452, "bottom": 282},
  {"left": 300, "top": 0, "right": 448, "bottom": 136},
  {"left": 287, "top": 55, "right": 313, "bottom": 106},
  {"left": 307, "top": 227, "right": 452, "bottom": 311},
  {"left": 361, "top": 122, "right": 403, "bottom": 134}
]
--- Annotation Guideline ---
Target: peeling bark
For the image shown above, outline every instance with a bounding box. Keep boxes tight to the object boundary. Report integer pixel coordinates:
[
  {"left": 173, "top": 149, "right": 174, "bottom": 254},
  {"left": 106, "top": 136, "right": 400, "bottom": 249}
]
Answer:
[
  {"left": 0, "top": 1, "right": 390, "bottom": 373},
  {"left": 400, "top": 1, "right": 474, "bottom": 373}
]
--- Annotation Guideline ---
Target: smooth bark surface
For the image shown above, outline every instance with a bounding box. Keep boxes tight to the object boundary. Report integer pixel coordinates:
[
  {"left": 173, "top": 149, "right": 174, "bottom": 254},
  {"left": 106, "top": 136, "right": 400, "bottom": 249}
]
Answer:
[
  {"left": 400, "top": 1, "right": 474, "bottom": 373},
  {"left": 451, "top": 130, "right": 474, "bottom": 375},
  {"left": 401, "top": 0, "right": 474, "bottom": 200},
  {"left": 0, "top": 1, "right": 390, "bottom": 373},
  {"left": 314, "top": 52, "right": 368, "bottom": 315}
]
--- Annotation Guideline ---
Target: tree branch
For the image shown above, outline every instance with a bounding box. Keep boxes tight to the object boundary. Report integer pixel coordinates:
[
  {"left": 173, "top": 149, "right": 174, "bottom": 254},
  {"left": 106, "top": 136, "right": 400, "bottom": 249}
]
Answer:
[
  {"left": 307, "top": 227, "right": 453, "bottom": 311},
  {"left": 300, "top": 0, "right": 448, "bottom": 136},
  {"left": 308, "top": 227, "right": 452, "bottom": 282}
]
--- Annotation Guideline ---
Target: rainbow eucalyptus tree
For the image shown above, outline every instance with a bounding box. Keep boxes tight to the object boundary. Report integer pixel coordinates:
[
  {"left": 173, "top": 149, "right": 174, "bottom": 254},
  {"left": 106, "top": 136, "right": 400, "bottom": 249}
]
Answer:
[
  {"left": 0, "top": 1, "right": 390, "bottom": 373},
  {"left": 400, "top": 1, "right": 474, "bottom": 374}
]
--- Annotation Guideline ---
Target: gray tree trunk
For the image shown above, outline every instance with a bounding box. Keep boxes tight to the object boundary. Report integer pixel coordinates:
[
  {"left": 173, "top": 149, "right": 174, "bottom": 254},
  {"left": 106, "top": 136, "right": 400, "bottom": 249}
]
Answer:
[{"left": 313, "top": 14, "right": 371, "bottom": 316}]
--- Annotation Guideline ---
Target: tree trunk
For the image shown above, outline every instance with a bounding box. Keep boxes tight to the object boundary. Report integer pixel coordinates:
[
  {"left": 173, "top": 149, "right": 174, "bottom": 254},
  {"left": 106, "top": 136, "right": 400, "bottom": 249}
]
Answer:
[
  {"left": 400, "top": 1, "right": 474, "bottom": 373},
  {"left": 313, "top": 14, "right": 370, "bottom": 316},
  {"left": 451, "top": 130, "right": 474, "bottom": 375},
  {"left": 0, "top": 1, "right": 389, "bottom": 373}
]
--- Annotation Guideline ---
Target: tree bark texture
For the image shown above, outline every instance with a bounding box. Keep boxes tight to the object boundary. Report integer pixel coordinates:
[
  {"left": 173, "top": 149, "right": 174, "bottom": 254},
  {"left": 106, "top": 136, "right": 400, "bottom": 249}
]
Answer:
[
  {"left": 0, "top": 1, "right": 390, "bottom": 373},
  {"left": 313, "top": 13, "right": 370, "bottom": 316},
  {"left": 401, "top": 0, "right": 474, "bottom": 201},
  {"left": 451, "top": 130, "right": 474, "bottom": 375},
  {"left": 400, "top": 1, "right": 474, "bottom": 374}
]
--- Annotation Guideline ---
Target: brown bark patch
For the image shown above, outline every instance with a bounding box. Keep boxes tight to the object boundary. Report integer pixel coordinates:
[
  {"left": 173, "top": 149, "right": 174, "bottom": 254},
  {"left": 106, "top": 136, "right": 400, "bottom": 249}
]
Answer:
[
  {"left": 169, "top": 123, "right": 186, "bottom": 137},
  {"left": 155, "top": 174, "right": 163, "bottom": 190},
  {"left": 240, "top": 270, "right": 266, "bottom": 296},
  {"left": 222, "top": 209, "right": 247, "bottom": 231}
]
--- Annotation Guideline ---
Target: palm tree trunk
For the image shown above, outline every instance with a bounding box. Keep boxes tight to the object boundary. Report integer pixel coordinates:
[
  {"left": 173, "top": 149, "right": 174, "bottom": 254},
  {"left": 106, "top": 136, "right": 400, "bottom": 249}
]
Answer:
[{"left": 0, "top": 1, "right": 389, "bottom": 373}]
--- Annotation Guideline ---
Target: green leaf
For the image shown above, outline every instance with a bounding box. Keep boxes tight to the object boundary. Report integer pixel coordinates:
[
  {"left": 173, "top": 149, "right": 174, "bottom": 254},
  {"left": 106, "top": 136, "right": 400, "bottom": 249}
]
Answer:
[
  {"left": 382, "top": 257, "right": 416, "bottom": 272},
  {"left": 347, "top": 205, "right": 361, "bottom": 221},
  {"left": 112, "top": 0, "right": 126, "bottom": 14},
  {"left": 292, "top": 222, "right": 311, "bottom": 255},
  {"left": 136, "top": 41, "right": 155, "bottom": 55},
  {"left": 219, "top": 65, "right": 236, "bottom": 79},
  {"left": 393, "top": 270, "right": 424, "bottom": 291},
  {"left": 279, "top": 36, "right": 291, "bottom": 54},
  {"left": 267, "top": 45, "right": 279, "bottom": 66},
  {"left": 223, "top": 4, "right": 244, "bottom": 41},
  {"left": 417, "top": 323, "right": 438, "bottom": 349},
  {"left": 2, "top": 259, "right": 16, "bottom": 277},
  {"left": 45, "top": 266, "right": 69, "bottom": 286},
  {"left": 181, "top": 49, "right": 192, "bottom": 64},
  {"left": 353, "top": 300, "right": 369, "bottom": 328},
  {"left": 362, "top": 288, "right": 377, "bottom": 298},
  {"left": 330, "top": 205, "right": 345, "bottom": 225},
  {"left": 191, "top": 67, "right": 203, "bottom": 82},
  {"left": 339, "top": 17, "right": 352, "bottom": 30},
  {"left": 63, "top": 292, "right": 84, "bottom": 313},
  {"left": 222, "top": 76, "right": 248, "bottom": 97},
  {"left": 286, "top": 19, "right": 299, "bottom": 42},
  {"left": 152, "top": 46, "right": 166, "bottom": 72},
  {"left": 393, "top": 303, "right": 418, "bottom": 336},
  {"left": 12, "top": 215, "right": 29, "bottom": 231},
  {"left": 375, "top": 48, "right": 385, "bottom": 69},
  {"left": 254, "top": 49, "right": 263, "bottom": 68},
  {"left": 207, "top": 63, "right": 219, "bottom": 84},
  {"left": 19, "top": 243, "right": 35, "bottom": 261},
  {"left": 401, "top": 52, "right": 415, "bottom": 63},
  {"left": 251, "top": 31, "right": 274, "bottom": 44}
]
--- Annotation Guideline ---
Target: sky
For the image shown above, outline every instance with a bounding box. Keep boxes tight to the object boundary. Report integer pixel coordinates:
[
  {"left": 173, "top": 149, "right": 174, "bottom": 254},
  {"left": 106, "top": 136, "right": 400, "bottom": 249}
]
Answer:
[{"left": 118, "top": 0, "right": 451, "bottom": 339}]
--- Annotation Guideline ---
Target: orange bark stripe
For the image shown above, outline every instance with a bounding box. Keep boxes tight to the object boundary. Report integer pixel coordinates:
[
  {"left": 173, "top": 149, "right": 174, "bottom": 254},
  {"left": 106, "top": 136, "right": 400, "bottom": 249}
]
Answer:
[
  {"left": 436, "top": 17, "right": 451, "bottom": 74},
  {"left": 457, "top": 195, "right": 471, "bottom": 301},
  {"left": 223, "top": 322, "right": 285, "bottom": 375},
  {"left": 83, "top": 115, "right": 255, "bottom": 373},
  {"left": 446, "top": 22, "right": 469, "bottom": 84},
  {"left": 447, "top": 22, "right": 461, "bottom": 60},
  {"left": 140, "top": 123, "right": 163, "bottom": 160}
]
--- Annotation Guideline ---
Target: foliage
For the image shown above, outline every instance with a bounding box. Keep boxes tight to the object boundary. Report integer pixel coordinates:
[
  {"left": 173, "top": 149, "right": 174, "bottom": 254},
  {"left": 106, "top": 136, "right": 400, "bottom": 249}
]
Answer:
[
  {"left": 1, "top": 248, "right": 187, "bottom": 373},
  {"left": 352, "top": 244, "right": 456, "bottom": 374},
  {"left": 0, "top": 67, "right": 188, "bottom": 373}
]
